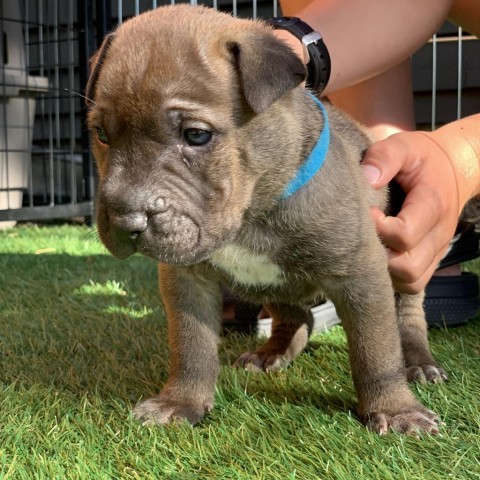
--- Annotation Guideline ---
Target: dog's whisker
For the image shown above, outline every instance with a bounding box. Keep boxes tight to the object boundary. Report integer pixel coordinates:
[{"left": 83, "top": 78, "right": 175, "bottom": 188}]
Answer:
[
  {"left": 82, "top": 228, "right": 99, "bottom": 241},
  {"left": 83, "top": 228, "right": 104, "bottom": 248},
  {"left": 64, "top": 88, "right": 96, "bottom": 105}
]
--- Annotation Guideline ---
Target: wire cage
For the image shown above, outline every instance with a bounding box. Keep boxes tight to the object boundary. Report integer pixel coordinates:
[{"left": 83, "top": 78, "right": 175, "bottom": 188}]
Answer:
[
  {"left": 0, "top": 0, "right": 91, "bottom": 226},
  {"left": 0, "top": 0, "right": 478, "bottom": 226}
]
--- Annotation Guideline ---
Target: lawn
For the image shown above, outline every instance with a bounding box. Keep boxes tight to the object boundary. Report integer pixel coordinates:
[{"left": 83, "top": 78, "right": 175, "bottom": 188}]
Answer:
[{"left": 0, "top": 224, "right": 479, "bottom": 479}]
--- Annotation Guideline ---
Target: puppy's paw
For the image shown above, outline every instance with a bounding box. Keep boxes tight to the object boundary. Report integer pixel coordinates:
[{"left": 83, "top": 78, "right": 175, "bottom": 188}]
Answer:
[
  {"left": 133, "top": 395, "right": 213, "bottom": 426},
  {"left": 233, "top": 352, "right": 290, "bottom": 372},
  {"left": 363, "top": 407, "right": 440, "bottom": 436},
  {"left": 406, "top": 364, "right": 448, "bottom": 384}
]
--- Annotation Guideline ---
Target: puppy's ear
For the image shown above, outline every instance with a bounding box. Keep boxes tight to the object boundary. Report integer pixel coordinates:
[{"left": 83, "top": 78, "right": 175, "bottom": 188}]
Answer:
[
  {"left": 85, "top": 33, "right": 116, "bottom": 106},
  {"left": 227, "top": 31, "right": 306, "bottom": 114}
]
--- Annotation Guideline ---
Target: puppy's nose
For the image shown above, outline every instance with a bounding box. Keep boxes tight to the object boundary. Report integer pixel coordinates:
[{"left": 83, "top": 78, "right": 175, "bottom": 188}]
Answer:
[{"left": 110, "top": 212, "right": 148, "bottom": 242}]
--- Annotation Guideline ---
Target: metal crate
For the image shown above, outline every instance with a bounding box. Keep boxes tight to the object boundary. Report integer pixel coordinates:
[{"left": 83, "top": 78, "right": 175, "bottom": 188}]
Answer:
[{"left": 0, "top": 0, "right": 94, "bottom": 225}]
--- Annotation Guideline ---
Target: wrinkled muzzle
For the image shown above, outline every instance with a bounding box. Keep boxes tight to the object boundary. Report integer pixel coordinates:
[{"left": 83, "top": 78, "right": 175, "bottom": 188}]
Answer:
[{"left": 96, "top": 182, "right": 207, "bottom": 265}]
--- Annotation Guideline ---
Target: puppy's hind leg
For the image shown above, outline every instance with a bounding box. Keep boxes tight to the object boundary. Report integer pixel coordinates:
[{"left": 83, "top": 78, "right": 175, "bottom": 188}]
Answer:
[
  {"left": 396, "top": 292, "right": 447, "bottom": 384},
  {"left": 234, "top": 303, "right": 313, "bottom": 372}
]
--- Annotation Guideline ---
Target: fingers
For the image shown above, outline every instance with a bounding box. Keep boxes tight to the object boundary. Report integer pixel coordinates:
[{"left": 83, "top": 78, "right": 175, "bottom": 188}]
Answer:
[
  {"left": 375, "top": 186, "right": 446, "bottom": 252},
  {"left": 363, "top": 132, "right": 461, "bottom": 293},
  {"left": 372, "top": 191, "right": 456, "bottom": 293},
  {"left": 386, "top": 236, "right": 452, "bottom": 294},
  {"left": 361, "top": 135, "right": 414, "bottom": 188},
  {"left": 371, "top": 205, "right": 449, "bottom": 293}
]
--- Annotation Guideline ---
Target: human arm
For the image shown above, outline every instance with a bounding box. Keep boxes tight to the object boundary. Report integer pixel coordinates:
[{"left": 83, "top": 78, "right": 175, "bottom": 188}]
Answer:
[
  {"left": 278, "top": 0, "right": 453, "bottom": 94},
  {"left": 449, "top": 0, "right": 480, "bottom": 36},
  {"left": 361, "top": 114, "right": 480, "bottom": 293},
  {"left": 327, "top": 60, "right": 416, "bottom": 141}
]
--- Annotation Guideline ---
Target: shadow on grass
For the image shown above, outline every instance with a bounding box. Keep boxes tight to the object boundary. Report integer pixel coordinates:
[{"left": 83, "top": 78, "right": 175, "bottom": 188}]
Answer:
[
  {"left": 0, "top": 252, "right": 361, "bottom": 417},
  {"left": 0, "top": 253, "right": 163, "bottom": 397}
]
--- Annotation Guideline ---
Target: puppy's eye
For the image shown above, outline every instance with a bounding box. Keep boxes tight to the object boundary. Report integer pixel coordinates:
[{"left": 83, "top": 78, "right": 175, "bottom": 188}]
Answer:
[
  {"left": 183, "top": 128, "right": 212, "bottom": 146},
  {"left": 95, "top": 127, "right": 109, "bottom": 145}
]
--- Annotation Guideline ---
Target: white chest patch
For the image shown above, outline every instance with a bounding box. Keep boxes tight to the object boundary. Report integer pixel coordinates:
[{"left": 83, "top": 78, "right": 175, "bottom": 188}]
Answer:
[{"left": 209, "top": 245, "right": 284, "bottom": 287}]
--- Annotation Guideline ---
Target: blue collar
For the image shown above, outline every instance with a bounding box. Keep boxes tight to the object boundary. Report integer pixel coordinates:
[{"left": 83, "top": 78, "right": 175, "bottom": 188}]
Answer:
[{"left": 280, "top": 93, "right": 330, "bottom": 199}]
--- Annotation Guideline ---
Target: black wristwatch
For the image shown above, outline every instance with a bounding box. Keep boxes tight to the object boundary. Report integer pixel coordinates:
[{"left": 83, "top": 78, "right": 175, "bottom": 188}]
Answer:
[{"left": 266, "top": 16, "right": 331, "bottom": 94}]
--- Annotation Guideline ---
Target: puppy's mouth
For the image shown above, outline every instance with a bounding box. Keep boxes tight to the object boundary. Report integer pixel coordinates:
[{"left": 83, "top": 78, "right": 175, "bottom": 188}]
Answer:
[{"left": 97, "top": 201, "right": 211, "bottom": 265}]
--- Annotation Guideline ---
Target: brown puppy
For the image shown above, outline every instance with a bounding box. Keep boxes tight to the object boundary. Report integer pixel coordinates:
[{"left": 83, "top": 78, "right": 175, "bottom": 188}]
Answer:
[{"left": 87, "top": 5, "right": 446, "bottom": 434}]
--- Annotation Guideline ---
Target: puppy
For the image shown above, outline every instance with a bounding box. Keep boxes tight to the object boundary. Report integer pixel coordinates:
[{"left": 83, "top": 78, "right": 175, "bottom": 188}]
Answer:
[{"left": 86, "top": 5, "right": 446, "bottom": 434}]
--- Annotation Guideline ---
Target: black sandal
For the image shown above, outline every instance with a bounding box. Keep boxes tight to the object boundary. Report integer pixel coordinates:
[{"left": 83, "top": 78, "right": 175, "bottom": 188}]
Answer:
[{"left": 425, "top": 222, "right": 480, "bottom": 328}]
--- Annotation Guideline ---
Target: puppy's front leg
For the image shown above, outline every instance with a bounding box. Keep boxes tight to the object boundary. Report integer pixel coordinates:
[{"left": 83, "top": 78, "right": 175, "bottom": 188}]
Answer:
[
  {"left": 133, "top": 263, "right": 222, "bottom": 426},
  {"left": 331, "top": 246, "right": 439, "bottom": 435}
]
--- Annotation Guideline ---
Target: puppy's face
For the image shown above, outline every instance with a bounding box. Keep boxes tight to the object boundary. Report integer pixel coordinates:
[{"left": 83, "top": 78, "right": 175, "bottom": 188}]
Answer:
[{"left": 87, "top": 6, "right": 305, "bottom": 264}]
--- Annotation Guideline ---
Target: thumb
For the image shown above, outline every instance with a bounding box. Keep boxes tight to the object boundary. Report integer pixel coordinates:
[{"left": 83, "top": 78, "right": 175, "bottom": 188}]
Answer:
[{"left": 361, "top": 137, "right": 406, "bottom": 189}]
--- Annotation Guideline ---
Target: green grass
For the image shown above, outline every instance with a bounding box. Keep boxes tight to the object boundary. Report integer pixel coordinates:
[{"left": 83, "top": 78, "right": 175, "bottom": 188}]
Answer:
[{"left": 0, "top": 224, "right": 479, "bottom": 479}]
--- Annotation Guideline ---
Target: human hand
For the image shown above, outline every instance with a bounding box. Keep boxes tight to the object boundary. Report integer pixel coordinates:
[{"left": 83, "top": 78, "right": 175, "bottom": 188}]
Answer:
[{"left": 362, "top": 131, "right": 462, "bottom": 294}]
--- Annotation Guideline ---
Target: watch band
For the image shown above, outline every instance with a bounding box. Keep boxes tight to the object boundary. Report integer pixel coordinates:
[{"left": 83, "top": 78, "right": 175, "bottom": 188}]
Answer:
[{"left": 266, "top": 16, "right": 331, "bottom": 94}]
